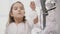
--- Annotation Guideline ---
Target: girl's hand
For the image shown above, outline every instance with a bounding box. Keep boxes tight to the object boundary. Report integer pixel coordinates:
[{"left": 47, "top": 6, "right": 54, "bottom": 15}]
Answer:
[{"left": 33, "top": 16, "right": 38, "bottom": 24}]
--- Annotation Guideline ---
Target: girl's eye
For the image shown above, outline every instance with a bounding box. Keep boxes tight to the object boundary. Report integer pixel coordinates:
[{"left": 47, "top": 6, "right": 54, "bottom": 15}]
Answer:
[
  {"left": 20, "top": 7, "right": 24, "bottom": 10},
  {"left": 14, "top": 7, "right": 17, "bottom": 10}
]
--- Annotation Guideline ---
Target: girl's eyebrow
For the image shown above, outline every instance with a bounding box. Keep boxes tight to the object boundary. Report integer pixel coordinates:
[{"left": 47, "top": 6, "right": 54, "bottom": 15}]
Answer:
[
  {"left": 13, "top": 7, "right": 17, "bottom": 10},
  {"left": 20, "top": 6, "right": 23, "bottom": 8},
  {"left": 13, "top": 6, "right": 17, "bottom": 8},
  {"left": 20, "top": 7, "right": 24, "bottom": 10}
]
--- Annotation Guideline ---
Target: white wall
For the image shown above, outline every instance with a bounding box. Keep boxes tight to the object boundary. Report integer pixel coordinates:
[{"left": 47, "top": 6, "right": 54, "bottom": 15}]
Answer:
[{"left": 0, "top": 0, "right": 9, "bottom": 34}]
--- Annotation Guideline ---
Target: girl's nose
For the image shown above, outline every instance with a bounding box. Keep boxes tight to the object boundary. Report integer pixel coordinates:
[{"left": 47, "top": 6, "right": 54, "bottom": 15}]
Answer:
[{"left": 18, "top": 9, "right": 20, "bottom": 12}]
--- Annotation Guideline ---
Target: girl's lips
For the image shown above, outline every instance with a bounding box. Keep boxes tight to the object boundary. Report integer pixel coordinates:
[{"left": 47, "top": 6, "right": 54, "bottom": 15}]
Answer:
[{"left": 18, "top": 13, "right": 21, "bottom": 14}]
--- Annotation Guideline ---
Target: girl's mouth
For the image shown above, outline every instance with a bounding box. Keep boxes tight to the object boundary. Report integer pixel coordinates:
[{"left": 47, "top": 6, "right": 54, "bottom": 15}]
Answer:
[{"left": 18, "top": 13, "right": 21, "bottom": 14}]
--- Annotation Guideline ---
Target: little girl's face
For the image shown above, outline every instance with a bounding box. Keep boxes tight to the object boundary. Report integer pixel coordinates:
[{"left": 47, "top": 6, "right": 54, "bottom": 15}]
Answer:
[
  {"left": 12, "top": 3, "right": 25, "bottom": 18},
  {"left": 30, "top": 1, "right": 36, "bottom": 10}
]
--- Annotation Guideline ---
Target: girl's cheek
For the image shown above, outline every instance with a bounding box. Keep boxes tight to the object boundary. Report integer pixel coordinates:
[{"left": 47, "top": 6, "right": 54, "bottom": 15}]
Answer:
[
  {"left": 12, "top": 10, "right": 17, "bottom": 15},
  {"left": 21, "top": 10, "right": 25, "bottom": 13},
  {"left": 12, "top": 10, "right": 18, "bottom": 13},
  {"left": 21, "top": 11, "right": 25, "bottom": 15}
]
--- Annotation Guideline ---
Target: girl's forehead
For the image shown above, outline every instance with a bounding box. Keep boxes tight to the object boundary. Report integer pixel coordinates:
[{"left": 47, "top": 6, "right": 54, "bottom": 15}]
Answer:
[
  {"left": 13, "top": 3, "right": 23, "bottom": 7},
  {"left": 31, "top": 1, "right": 35, "bottom": 4}
]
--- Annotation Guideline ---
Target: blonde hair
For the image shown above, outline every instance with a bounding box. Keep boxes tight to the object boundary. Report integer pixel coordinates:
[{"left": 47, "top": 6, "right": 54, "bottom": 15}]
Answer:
[{"left": 8, "top": 1, "right": 26, "bottom": 24}]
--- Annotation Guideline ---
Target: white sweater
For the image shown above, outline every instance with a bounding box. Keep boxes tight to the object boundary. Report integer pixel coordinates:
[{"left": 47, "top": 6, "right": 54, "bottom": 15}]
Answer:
[
  {"left": 5, "top": 22, "right": 30, "bottom": 34},
  {"left": 5, "top": 21, "right": 42, "bottom": 34}
]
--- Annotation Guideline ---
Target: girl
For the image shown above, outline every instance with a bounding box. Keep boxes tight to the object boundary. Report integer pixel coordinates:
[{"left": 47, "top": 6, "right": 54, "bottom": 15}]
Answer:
[
  {"left": 25, "top": 1, "right": 42, "bottom": 34},
  {"left": 5, "top": 1, "right": 29, "bottom": 34}
]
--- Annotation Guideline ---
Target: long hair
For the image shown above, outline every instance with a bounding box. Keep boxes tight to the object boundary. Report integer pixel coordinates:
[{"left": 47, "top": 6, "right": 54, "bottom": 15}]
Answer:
[{"left": 8, "top": 1, "right": 26, "bottom": 24}]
